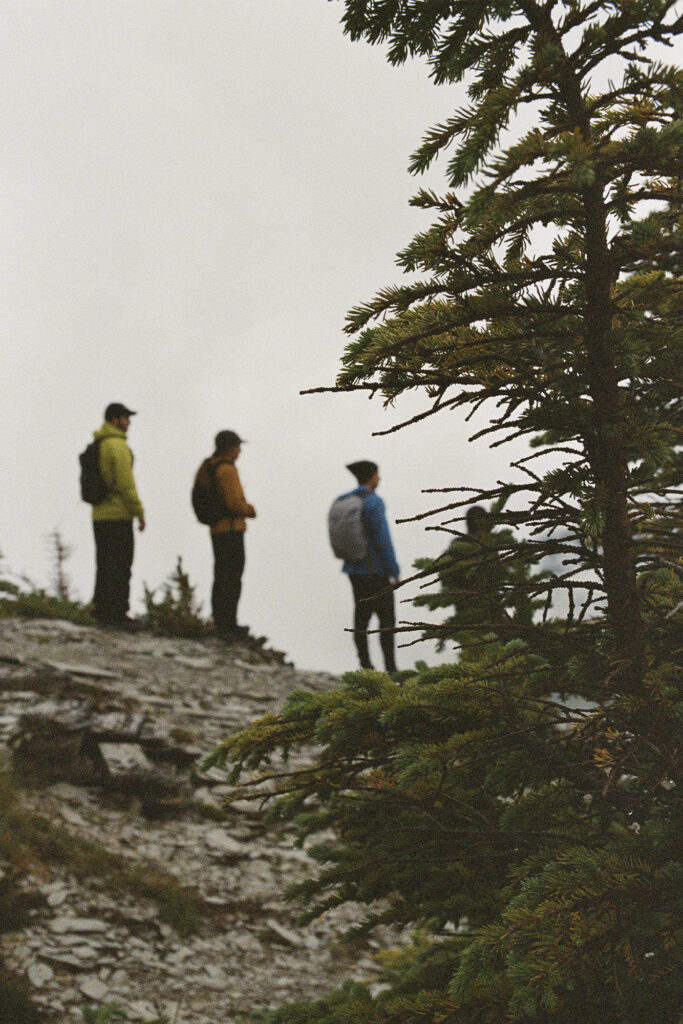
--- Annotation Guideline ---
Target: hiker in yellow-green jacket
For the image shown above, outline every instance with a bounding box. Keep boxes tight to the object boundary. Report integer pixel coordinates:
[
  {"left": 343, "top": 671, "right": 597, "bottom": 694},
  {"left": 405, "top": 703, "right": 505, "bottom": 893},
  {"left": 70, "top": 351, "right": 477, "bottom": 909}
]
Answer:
[{"left": 91, "top": 402, "right": 145, "bottom": 629}]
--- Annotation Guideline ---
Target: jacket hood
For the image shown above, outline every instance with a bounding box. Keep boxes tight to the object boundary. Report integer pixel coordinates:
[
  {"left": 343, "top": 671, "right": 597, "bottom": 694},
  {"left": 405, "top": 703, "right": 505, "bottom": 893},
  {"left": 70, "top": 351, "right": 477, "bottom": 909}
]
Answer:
[{"left": 94, "top": 421, "right": 127, "bottom": 441}]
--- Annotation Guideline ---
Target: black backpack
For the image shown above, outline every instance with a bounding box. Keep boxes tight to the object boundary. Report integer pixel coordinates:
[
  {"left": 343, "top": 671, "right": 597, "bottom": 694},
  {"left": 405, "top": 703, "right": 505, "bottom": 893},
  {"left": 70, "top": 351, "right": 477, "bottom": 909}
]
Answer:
[
  {"left": 191, "top": 459, "right": 227, "bottom": 526},
  {"left": 79, "top": 439, "right": 108, "bottom": 505}
]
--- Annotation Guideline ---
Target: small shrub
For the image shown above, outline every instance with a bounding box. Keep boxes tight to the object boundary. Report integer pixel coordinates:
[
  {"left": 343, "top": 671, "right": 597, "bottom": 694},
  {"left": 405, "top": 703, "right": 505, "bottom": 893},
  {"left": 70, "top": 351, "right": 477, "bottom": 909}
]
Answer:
[
  {"left": 0, "top": 781, "right": 46, "bottom": 1022},
  {"left": 169, "top": 726, "right": 196, "bottom": 744},
  {"left": 0, "top": 536, "right": 94, "bottom": 622},
  {"left": 124, "top": 865, "right": 202, "bottom": 937},
  {"left": 143, "top": 557, "right": 209, "bottom": 638},
  {"left": 81, "top": 1005, "right": 127, "bottom": 1024},
  {"left": 196, "top": 802, "right": 228, "bottom": 822},
  {"left": 0, "top": 588, "right": 95, "bottom": 625},
  {"left": 0, "top": 548, "right": 93, "bottom": 625},
  {"left": 0, "top": 964, "right": 44, "bottom": 1023},
  {"left": 47, "top": 527, "right": 73, "bottom": 602},
  {"left": 0, "top": 774, "right": 203, "bottom": 936}
]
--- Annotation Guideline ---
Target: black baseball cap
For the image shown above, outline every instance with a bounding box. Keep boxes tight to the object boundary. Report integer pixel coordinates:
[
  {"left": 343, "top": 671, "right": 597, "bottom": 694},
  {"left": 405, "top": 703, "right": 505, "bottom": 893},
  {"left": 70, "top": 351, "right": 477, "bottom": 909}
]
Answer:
[
  {"left": 215, "top": 430, "right": 245, "bottom": 451},
  {"left": 105, "top": 402, "right": 137, "bottom": 420}
]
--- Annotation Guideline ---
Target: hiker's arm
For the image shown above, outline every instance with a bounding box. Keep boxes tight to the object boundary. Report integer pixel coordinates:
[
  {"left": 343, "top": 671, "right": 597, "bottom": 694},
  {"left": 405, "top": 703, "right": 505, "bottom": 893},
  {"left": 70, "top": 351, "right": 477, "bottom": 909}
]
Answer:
[{"left": 365, "top": 496, "right": 399, "bottom": 578}]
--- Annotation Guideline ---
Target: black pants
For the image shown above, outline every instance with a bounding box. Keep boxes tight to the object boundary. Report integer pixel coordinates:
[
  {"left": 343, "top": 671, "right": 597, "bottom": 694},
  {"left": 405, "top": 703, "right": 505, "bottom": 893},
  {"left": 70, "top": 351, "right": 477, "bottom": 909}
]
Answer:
[
  {"left": 93, "top": 520, "right": 134, "bottom": 624},
  {"left": 349, "top": 574, "right": 396, "bottom": 672},
  {"left": 211, "top": 531, "right": 245, "bottom": 633}
]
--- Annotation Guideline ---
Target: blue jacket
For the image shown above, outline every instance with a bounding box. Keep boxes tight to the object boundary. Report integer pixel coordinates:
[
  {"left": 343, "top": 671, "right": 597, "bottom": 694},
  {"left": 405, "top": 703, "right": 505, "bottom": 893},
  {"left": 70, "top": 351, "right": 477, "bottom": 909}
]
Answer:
[{"left": 341, "top": 486, "right": 400, "bottom": 578}]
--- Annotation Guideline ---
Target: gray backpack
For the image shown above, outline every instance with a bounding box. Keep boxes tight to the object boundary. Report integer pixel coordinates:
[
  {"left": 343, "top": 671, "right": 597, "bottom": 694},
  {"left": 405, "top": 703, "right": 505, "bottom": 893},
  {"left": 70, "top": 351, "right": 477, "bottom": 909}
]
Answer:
[{"left": 328, "top": 492, "right": 368, "bottom": 562}]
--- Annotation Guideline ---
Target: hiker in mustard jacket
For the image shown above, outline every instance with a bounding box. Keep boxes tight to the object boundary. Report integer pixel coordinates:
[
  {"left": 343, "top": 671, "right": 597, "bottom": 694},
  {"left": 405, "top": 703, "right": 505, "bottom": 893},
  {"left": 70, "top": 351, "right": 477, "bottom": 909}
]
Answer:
[
  {"left": 205, "top": 429, "right": 256, "bottom": 640},
  {"left": 91, "top": 402, "right": 145, "bottom": 629}
]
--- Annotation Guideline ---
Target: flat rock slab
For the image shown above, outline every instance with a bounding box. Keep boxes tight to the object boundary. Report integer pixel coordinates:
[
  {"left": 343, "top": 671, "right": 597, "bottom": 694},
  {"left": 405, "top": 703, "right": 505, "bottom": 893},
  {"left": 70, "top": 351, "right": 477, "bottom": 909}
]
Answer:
[
  {"left": 40, "top": 951, "right": 85, "bottom": 970},
  {"left": 50, "top": 917, "right": 108, "bottom": 935},
  {"left": 0, "top": 650, "right": 24, "bottom": 666},
  {"left": 0, "top": 713, "right": 20, "bottom": 735},
  {"left": 241, "top": 691, "right": 277, "bottom": 703},
  {"left": 128, "top": 1000, "right": 159, "bottom": 1021},
  {"left": 194, "top": 766, "right": 230, "bottom": 784},
  {"left": 27, "top": 961, "right": 55, "bottom": 987},
  {"left": 97, "top": 743, "right": 155, "bottom": 777},
  {"left": 204, "top": 828, "right": 251, "bottom": 860},
  {"left": 234, "top": 660, "right": 279, "bottom": 674},
  {"left": 92, "top": 712, "right": 146, "bottom": 737},
  {"left": 174, "top": 656, "right": 214, "bottom": 670},
  {"left": 20, "top": 699, "right": 89, "bottom": 729},
  {"left": 264, "top": 918, "right": 304, "bottom": 948},
  {"left": 79, "top": 976, "right": 110, "bottom": 1001},
  {"left": 43, "top": 660, "right": 119, "bottom": 680}
]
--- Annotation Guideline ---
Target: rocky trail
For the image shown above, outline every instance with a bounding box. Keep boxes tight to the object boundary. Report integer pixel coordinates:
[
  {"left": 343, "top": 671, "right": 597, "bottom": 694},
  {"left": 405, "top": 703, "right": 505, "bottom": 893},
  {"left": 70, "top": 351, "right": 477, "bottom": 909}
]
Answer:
[{"left": 0, "top": 618, "right": 395, "bottom": 1023}]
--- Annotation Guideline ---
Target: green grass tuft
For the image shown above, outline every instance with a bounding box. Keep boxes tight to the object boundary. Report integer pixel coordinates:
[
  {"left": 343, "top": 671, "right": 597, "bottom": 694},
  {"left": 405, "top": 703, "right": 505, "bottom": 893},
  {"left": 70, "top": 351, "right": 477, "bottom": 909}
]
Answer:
[{"left": 0, "top": 775, "right": 203, "bottom": 936}]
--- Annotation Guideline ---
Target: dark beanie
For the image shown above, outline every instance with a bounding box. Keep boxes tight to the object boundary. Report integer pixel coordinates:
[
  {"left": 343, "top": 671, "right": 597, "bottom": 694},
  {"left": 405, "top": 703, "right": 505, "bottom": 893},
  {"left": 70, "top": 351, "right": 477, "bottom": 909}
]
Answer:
[{"left": 347, "top": 460, "right": 378, "bottom": 484}]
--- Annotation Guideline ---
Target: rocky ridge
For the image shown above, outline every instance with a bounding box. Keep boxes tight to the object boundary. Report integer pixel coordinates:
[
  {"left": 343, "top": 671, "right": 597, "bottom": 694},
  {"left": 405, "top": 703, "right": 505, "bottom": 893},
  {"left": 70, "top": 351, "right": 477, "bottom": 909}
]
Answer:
[{"left": 0, "top": 618, "right": 396, "bottom": 1023}]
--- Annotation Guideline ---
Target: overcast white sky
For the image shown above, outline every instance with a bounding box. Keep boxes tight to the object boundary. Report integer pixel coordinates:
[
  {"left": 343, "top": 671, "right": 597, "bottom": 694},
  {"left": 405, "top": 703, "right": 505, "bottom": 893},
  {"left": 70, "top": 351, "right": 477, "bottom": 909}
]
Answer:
[{"left": 1, "top": 0, "right": 526, "bottom": 673}]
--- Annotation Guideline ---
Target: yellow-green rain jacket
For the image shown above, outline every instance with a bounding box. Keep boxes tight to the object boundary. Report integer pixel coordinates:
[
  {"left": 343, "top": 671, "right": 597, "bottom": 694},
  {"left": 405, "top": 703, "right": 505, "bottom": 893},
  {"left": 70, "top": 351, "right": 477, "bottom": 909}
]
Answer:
[{"left": 91, "top": 421, "right": 145, "bottom": 522}]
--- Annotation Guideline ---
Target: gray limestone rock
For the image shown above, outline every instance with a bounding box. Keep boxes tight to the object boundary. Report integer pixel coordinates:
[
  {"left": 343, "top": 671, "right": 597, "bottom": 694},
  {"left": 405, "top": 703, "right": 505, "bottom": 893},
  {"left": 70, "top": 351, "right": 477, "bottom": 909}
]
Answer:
[
  {"left": 97, "top": 742, "right": 155, "bottom": 778},
  {"left": 49, "top": 917, "right": 108, "bottom": 935},
  {"left": 43, "top": 660, "right": 119, "bottom": 679},
  {"left": 0, "top": 649, "right": 24, "bottom": 665},
  {"left": 27, "top": 960, "right": 55, "bottom": 987},
  {"left": 45, "top": 886, "right": 69, "bottom": 908},
  {"left": 175, "top": 656, "right": 214, "bottom": 670},
  {"left": 264, "top": 918, "right": 304, "bottom": 948},
  {"left": 0, "top": 713, "right": 20, "bottom": 740},
  {"left": 40, "top": 952, "right": 86, "bottom": 970},
  {"left": 59, "top": 805, "right": 89, "bottom": 827},
  {"left": 0, "top": 618, "right": 416, "bottom": 1024},
  {"left": 108, "top": 968, "right": 130, "bottom": 990},
  {"left": 91, "top": 711, "right": 147, "bottom": 738},
  {"left": 79, "top": 975, "right": 110, "bottom": 1001},
  {"left": 128, "top": 999, "right": 159, "bottom": 1020},
  {"left": 70, "top": 944, "right": 100, "bottom": 961},
  {"left": 204, "top": 828, "right": 251, "bottom": 860}
]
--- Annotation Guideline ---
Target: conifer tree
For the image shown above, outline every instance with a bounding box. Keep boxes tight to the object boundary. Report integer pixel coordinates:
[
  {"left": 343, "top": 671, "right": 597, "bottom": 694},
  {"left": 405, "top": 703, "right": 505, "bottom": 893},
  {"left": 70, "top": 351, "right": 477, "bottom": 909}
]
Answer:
[
  {"left": 208, "top": 3, "right": 682, "bottom": 1022},
  {"left": 314, "top": 0, "right": 682, "bottom": 689}
]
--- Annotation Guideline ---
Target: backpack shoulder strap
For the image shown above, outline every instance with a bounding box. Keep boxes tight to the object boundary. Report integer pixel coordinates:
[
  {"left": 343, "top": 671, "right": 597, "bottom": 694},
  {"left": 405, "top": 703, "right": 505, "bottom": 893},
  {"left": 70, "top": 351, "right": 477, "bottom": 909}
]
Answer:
[{"left": 360, "top": 490, "right": 374, "bottom": 574}]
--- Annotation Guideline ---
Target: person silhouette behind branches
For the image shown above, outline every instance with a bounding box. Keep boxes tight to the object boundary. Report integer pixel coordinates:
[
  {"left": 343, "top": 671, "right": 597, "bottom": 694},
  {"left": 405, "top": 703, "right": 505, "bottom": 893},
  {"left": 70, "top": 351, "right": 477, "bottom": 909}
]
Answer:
[{"left": 414, "top": 503, "right": 537, "bottom": 660}]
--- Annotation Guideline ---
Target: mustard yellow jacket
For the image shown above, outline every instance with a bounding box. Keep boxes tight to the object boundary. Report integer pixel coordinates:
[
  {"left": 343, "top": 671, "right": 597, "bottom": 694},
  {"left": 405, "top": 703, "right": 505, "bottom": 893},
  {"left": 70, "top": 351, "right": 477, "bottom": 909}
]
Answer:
[
  {"left": 209, "top": 456, "right": 256, "bottom": 534},
  {"left": 92, "top": 422, "right": 145, "bottom": 522}
]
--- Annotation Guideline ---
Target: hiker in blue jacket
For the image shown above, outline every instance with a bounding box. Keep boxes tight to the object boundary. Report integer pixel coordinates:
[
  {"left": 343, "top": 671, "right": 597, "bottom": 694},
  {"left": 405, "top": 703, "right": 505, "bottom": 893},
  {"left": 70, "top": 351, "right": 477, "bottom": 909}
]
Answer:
[{"left": 341, "top": 460, "right": 400, "bottom": 672}]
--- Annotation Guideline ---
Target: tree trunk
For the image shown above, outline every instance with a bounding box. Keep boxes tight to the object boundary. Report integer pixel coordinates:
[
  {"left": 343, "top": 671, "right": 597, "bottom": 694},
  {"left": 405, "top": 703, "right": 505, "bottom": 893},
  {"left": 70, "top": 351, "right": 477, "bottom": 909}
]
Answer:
[
  {"left": 581, "top": 180, "right": 645, "bottom": 687},
  {"left": 528, "top": 0, "right": 647, "bottom": 685}
]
